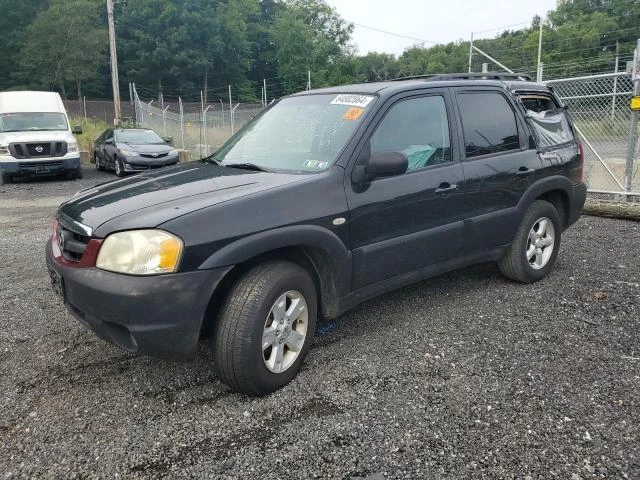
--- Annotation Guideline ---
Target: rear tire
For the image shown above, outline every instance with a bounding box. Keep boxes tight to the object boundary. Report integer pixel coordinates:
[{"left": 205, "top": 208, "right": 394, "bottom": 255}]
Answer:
[
  {"left": 213, "top": 261, "right": 317, "bottom": 396},
  {"left": 498, "top": 200, "right": 561, "bottom": 283},
  {"left": 95, "top": 152, "right": 105, "bottom": 171},
  {"left": 75, "top": 166, "right": 83, "bottom": 179},
  {"left": 1, "top": 172, "right": 12, "bottom": 185}
]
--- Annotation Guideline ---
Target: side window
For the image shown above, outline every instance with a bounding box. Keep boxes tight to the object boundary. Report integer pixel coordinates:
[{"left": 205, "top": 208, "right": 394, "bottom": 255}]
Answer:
[
  {"left": 370, "top": 95, "right": 451, "bottom": 171},
  {"left": 457, "top": 92, "right": 520, "bottom": 159},
  {"left": 105, "top": 130, "right": 113, "bottom": 142},
  {"left": 519, "top": 95, "right": 574, "bottom": 148}
]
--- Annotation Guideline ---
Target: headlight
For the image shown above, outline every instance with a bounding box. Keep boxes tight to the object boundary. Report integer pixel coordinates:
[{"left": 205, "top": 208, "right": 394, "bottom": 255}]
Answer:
[
  {"left": 96, "top": 230, "right": 183, "bottom": 275},
  {"left": 0, "top": 145, "right": 11, "bottom": 156},
  {"left": 120, "top": 150, "right": 138, "bottom": 157},
  {"left": 67, "top": 143, "right": 79, "bottom": 153}
]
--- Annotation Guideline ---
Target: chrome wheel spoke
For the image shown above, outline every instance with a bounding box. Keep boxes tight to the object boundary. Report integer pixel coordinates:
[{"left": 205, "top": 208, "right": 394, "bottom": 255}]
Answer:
[
  {"left": 286, "top": 297, "right": 306, "bottom": 322},
  {"left": 534, "top": 249, "right": 544, "bottom": 267},
  {"left": 526, "top": 244, "right": 536, "bottom": 260},
  {"left": 285, "top": 330, "right": 305, "bottom": 352},
  {"left": 539, "top": 235, "right": 554, "bottom": 247},
  {"left": 536, "top": 219, "right": 548, "bottom": 236},
  {"left": 271, "top": 294, "right": 287, "bottom": 322},
  {"left": 262, "top": 327, "right": 277, "bottom": 350}
]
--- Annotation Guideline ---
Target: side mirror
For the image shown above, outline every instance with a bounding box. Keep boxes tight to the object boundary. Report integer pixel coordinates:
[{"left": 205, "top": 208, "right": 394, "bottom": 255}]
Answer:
[
  {"left": 352, "top": 150, "right": 408, "bottom": 184},
  {"left": 105, "top": 138, "right": 114, "bottom": 145},
  {"left": 366, "top": 151, "right": 408, "bottom": 178},
  {"left": 162, "top": 136, "right": 173, "bottom": 146},
  {"left": 72, "top": 125, "right": 83, "bottom": 135}
]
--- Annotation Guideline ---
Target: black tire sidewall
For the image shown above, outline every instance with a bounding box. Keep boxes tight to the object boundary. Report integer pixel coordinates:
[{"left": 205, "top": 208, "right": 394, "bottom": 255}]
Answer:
[
  {"left": 115, "top": 158, "right": 124, "bottom": 176},
  {"left": 515, "top": 201, "right": 561, "bottom": 282},
  {"left": 248, "top": 266, "right": 317, "bottom": 393}
]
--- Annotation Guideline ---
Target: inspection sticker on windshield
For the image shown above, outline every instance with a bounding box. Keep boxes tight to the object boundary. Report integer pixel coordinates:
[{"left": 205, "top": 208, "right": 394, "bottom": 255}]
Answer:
[
  {"left": 343, "top": 107, "right": 365, "bottom": 121},
  {"left": 331, "top": 94, "right": 374, "bottom": 108}
]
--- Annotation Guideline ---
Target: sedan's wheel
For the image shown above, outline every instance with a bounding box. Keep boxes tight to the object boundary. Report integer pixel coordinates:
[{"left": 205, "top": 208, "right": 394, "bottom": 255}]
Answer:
[
  {"left": 499, "top": 200, "right": 561, "bottom": 283},
  {"left": 0, "top": 172, "right": 12, "bottom": 185},
  {"left": 213, "top": 261, "right": 317, "bottom": 396},
  {"left": 95, "top": 152, "right": 104, "bottom": 171},
  {"left": 115, "top": 158, "right": 125, "bottom": 177}
]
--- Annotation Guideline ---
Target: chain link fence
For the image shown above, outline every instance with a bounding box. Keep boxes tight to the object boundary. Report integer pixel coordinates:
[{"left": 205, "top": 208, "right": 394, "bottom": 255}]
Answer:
[
  {"left": 133, "top": 86, "right": 263, "bottom": 159},
  {"left": 548, "top": 72, "right": 639, "bottom": 196}
]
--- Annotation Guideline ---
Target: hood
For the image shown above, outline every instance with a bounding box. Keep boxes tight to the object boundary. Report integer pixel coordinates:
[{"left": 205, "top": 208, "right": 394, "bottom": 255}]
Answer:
[
  {"left": 59, "top": 162, "right": 307, "bottom": 237},
  {"left": 0, "top": 130, "right": 73, "bottom": 144},
  {"left": 117, "top": 142, "right": 173, "bottom": 154}
]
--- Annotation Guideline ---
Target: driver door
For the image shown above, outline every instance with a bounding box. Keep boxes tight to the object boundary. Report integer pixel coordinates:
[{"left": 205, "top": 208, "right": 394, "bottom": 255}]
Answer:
[{"left": 345, "top": 91, "right": 467, "bottom": 290}]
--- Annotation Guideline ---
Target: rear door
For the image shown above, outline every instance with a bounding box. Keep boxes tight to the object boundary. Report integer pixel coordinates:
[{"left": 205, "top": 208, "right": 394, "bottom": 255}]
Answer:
[
  {"left": 451, "top": 87, "right": 542, "bottom": 251},
  {"left": 345, "top": 90, "right": 467, "bottom": 290}
]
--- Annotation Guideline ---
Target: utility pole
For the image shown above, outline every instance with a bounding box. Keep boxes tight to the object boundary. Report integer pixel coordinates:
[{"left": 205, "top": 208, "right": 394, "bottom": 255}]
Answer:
[
  {"left": 107, "top": 0, "right": 122, "bottom": 125},
  {"left": 623, "top": 39, "right": 640, "bottom": 195},
  {"left": 536, "top": 20, "right": 543, "bottom": 82},
  {"left": 468, "top": 32, "right": 474, "bottom": 73}
]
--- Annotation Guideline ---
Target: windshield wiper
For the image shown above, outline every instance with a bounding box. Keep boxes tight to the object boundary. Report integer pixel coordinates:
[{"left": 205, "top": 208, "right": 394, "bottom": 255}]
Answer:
[{"left": 224, "top": 162, "right": 272, "bottom": 173}]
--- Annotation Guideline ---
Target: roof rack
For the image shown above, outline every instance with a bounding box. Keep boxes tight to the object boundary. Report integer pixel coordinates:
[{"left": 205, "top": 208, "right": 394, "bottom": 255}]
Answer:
[{"left": 392, "top": 72, "right": 533, "bottom": 82}]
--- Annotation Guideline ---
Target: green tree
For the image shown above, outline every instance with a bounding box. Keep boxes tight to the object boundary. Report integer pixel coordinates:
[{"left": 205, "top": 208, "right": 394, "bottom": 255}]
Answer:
[{"left": 17, "top": 0, "right": 107, "bottom": 99}]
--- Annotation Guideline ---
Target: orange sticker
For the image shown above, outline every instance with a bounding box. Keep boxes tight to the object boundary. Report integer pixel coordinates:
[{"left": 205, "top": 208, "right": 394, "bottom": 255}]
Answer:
[{"left": 343, "top": 107, "right": 365, "bottom": 121}]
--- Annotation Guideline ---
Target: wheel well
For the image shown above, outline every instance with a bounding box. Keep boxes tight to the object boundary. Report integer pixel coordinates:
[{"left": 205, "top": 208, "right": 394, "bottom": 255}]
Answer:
[
  {"left": 538, "top": 189, "right": 569, "bottom": 228},
  {"left": 199, "top": 245, "right": 335, "bottom": 339}
]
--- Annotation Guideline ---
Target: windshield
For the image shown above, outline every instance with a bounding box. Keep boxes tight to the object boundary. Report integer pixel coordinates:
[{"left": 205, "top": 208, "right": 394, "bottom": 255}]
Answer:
[
  {"left": 0, "top": 113, "right": 68, "bottom": 132},
  {"left": 116, "top": 129, "right": 165, "bottom": 144},
  {"left": 213, "top": 93, "right": 376, "bottom": 172}
]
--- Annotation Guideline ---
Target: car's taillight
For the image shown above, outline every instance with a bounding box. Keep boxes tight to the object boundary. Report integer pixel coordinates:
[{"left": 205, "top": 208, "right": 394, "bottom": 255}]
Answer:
[{"left": 577, "top": 142, "right": 584, "bottom": 183}]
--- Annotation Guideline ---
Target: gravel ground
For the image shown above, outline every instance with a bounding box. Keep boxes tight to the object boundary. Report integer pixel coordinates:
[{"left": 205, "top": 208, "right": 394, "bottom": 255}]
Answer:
[{"left": 1, "top": 167, "right": 639, "bottom": 479}]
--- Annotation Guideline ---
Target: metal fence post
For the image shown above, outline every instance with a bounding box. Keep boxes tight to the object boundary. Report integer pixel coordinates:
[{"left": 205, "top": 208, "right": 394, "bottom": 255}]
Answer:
[
  {"left": 162, "top": 104, "right": 170, "bottom": 136},
  {"left": 179, "top": 97, "right": 185, "bottom": 150},
  {"left": 624, "top": 39, "right": 640, "bottom": 195}
]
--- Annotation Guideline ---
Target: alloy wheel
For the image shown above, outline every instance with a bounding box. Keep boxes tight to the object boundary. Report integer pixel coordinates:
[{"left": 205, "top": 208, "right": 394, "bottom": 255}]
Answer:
[
  {"left": 526, "top": 217, "right": 555, "bottom": 270},
  {"left": 262, "top": 290, "right": 308, "bottom": 374}
]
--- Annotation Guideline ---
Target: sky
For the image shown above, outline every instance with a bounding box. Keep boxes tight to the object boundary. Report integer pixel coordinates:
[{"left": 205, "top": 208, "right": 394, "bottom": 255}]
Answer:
[{"left": 325, "top": 0, "right": 558, "bottom": 56}]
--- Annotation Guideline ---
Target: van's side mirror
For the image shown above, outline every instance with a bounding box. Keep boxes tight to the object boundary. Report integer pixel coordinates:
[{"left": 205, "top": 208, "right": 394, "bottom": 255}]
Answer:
[
  {"left": 352, "top": 150, "right": 408, "bottom": 185},
  {"left": 72, "top": 125, "right": 83, "bottom": 135},
  {"left": 162, "top": 136, "right": 173, "bottom": 145}
]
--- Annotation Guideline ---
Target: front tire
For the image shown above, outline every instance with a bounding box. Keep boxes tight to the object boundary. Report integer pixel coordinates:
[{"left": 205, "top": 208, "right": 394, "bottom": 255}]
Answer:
[
  {"left": 498, "top": 200, "right": 561, "bottom": 283},
  {"left": 115, "top": 157, "right": 125, "bottom": 177},
  {"left": 213, "top": 261, "right": 317, "bottom": 396}
]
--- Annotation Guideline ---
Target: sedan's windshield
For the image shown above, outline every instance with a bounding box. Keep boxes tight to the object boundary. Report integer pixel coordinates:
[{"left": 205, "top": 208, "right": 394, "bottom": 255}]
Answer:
[
  {"left": 213, "top": 93, "right": 376, "bottom": 172},
  {"left": 0, "top": 112, "right": 68, "bottom": 132},
  {"left": 116, "top": 129, "right": 165, "bottom": 145}
]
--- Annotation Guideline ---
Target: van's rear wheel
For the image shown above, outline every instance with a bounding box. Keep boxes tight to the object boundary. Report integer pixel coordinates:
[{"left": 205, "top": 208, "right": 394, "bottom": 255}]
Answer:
[
  {"left": 499, "top": 200, "right": 561, "bottom": 283},
  {"left": 213, "top": 261, "right": 317, "bottom": 396},
  {"left": 1, "top": 172, "right": 12, "bottom": 184}
]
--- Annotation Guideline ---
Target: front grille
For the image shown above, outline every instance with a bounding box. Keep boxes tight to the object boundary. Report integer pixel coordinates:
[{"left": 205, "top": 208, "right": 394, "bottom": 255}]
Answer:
[
  {"left": 10, "top": 141, "right": 67, "bottom": 159},
  {"left": 140, "top": 152, "right": 169, "bottom": 159},
  {"left": 57, "top": 222, "right": 90, "bottom": 262}
]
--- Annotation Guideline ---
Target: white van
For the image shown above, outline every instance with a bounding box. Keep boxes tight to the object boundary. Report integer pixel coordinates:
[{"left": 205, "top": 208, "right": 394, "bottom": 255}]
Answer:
[{"left": 0, "top": 91, "right": 83, "bottom": 184}]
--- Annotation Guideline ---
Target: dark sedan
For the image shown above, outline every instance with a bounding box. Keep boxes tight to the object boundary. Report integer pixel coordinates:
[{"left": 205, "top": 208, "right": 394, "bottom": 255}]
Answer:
[{"left": 93, "top": 128, "right": 179, "bottom": 176}]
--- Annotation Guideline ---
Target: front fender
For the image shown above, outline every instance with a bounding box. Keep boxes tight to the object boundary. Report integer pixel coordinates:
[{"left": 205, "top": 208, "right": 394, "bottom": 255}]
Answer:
[{"left": 198, "top": 225, "right": 352, "bottom": 318}]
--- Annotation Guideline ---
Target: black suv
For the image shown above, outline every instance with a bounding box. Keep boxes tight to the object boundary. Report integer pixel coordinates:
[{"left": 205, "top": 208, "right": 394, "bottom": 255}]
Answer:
[{"left": 46, "top": 73, "right": 586, "bottom": 396}]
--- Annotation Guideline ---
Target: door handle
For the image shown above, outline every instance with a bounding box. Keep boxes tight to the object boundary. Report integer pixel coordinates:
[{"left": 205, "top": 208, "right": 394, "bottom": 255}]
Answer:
[
  {"left": 516, "top": 167, "right": 536, "bottom": 177},
  {"left": 435, "top": 182, "right": 458, "bottom": 194}
]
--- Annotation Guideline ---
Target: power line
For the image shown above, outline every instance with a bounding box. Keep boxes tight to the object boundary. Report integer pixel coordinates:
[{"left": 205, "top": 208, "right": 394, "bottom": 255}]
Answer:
[{"left": 352, "top": 22, "right": 438, "bottom": 45}]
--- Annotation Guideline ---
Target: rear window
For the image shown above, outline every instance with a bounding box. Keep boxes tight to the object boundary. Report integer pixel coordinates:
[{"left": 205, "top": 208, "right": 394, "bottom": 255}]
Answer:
[
  {"left": 456, "top": 92, "right": 521, "bottom": 159},
  {"left": 519, "top": 95, "right": 574, "bottom": 148}
]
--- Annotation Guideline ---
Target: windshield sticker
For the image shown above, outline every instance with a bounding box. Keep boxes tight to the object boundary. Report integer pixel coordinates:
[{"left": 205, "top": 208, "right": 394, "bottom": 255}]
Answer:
[
  {"left": 343, "top": 107, "right": 365, "bottom": 121},
  {"left": 331, "top": 94, "right": 374, "bottom": 108},
  {"left": 303, "top": 160, "right": 329, "bottom": 169}
]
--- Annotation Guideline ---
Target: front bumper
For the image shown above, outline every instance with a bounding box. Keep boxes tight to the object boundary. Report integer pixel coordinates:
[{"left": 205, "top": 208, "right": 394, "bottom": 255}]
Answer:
[
  {"left": 46, "top": 239, "right": 231, "bottom": 361},
  {"left": 0, "top": 156, "right": 80, "bottom": 177},
  {"left": 567, "top": 182, "right": 587, "bottom": 227},
  {"left": 123, "top": 155, "right": 180, "bottom": 172}
]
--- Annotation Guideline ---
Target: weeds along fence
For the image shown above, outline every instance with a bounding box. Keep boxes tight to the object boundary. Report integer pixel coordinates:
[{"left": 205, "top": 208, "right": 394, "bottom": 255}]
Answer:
[
  {"left": 132, "top": 86, "right": 263, "bottom": 159},
  {"left": 548, "top": 72, "right": 639, "bottom": 196}
]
